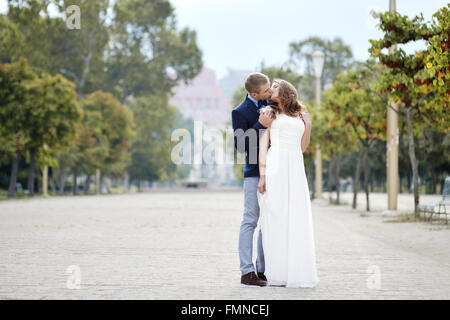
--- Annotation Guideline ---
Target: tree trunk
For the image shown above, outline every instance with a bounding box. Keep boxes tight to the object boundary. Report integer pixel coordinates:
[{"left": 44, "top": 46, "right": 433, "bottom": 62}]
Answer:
[
  {"left": 72, "top": 170, "right": 78, "bottom": 195},
  {"left": 406, "top": 109, "right": 420, "bottom": 217},
  {"left": 27, "top": 147, "right": 36, "bottom": 196},
  {"left": 124, "top": 172, "right": 130, "bottom": 193},
  {"left": 335, "top": 152, "right": 342, "bottom": 205},
  {"left": 105, "top": 177, "right": 111, "bottom": 193},
  {"left": 431, "top": 168, "right": 437, "bottom": 194},
  {"left": 100, "top": 173, "right": 104, "bottom": 193},
  {"left": 398, "top": 120, "right": 405, "bottom": 194},
  {"left": 407, "top": 172, "right": 411, "bottom": 193},
  {"left": 59, "top": 163, "right": 65, "bottom": 195},
  {"left": 76, "top": 31, "right": 95, "bottom": 99},
  {"left": 84, "top": 175, "right": 91, "bottom": 194},
  {"left": 352, "top": 150, "right": 363, "bottom": 209},
  {"left": 43, "top": 166, "right": 48, "bottom": 197},
  {"left": 8, "top": 151, "right": 20, "bottom": 198},
  {"left": 95, "top": 169, "right": 101, "bottom": 194},
  {"left": 328, "top": 158, "right": 334, "bottom": 204},
  {"left": 49, "top": 167, "right": 56, "bottom": 193},
  {"left": 363, "top": 145, "right": 370, "bottom": 211}
]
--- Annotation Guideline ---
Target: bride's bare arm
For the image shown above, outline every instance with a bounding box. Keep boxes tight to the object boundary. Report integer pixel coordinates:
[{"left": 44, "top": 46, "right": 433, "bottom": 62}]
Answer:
[
  {"left": 301, "top": 124, "right": 311, "bottom": 153},
  {"left": 258, "top": 128, "right": 270, "bottom": 194},
  {"left": 258, "top": 128, "right": 270, "bottom": 176},
  {"left": 300, "top": 112, "right": 312, "bottom": 153}
]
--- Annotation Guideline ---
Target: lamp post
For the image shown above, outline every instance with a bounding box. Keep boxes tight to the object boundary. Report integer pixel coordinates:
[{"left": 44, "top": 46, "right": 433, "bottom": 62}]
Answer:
[
  {"left": 386, "top": 0, "right": 399, "bottom": 212},
  {"left": 312, "top": 50, "right": 325, "bottom": 199}
]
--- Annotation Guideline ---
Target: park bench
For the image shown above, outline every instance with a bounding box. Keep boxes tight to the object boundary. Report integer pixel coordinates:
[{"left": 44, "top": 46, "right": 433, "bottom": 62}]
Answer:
[{"left": 418, "top": 176, "right": 449, "bottom": 225}]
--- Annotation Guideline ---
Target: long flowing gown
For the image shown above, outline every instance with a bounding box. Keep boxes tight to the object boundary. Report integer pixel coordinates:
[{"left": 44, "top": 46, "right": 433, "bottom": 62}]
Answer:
[{"left": 257, "top": 112, "right": 319, "bottom": 288}]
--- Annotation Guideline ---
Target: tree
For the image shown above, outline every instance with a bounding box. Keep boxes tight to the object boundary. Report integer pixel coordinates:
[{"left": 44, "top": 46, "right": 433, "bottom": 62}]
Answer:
[
  {"left": 289, "top": 36, "right": 354, "bottom": 103},
  {"left": 260, "top": 64, "right": 302, "bottom": 88},
  {"left": 105, "top": 0, "right": 203, "bottom": 102},
  {"left": 0, "top": 14, "right": 24, "bottom": 63},
  {"left": 54, "top": 0, "right": 110, "bottom": 98},
  {"left": 127, "top": 95, "right": 176, "bottom": 188},
  {"left": 323, "top": 61, "right": 387, "bottom": 211},
  {"left": 0, "top": 60, "right": 34, "bottom": 197},
  {"left": 7, "top": 0, "right": 110, "bottom": 98},
  {"left": 417, "top": 130, "right": 450, "bottom": 194},
  {"left": 317, "top": 106, "right": 357, "bottom": 205},
  {"left": 369, "top": 5, "right": 449, "bottom": 215},
  {"left": 23, "top": 73, "right": 81, "bottom": 195},
  {"left": 79, "top": 91, "right": 135, "bottom": 193}
]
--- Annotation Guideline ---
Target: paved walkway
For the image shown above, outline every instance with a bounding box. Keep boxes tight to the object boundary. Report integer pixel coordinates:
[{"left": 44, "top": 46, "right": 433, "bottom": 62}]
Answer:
[{"left": 0, "top": 191, "right": 449, "bottom": 300}]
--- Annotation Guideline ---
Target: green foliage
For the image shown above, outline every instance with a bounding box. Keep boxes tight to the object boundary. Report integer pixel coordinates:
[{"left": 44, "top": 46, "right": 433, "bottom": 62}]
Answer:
[
  {"left": 0, "top": 59, "right": 81, "bottom": 194},
  {"left": 128, "top": 95, "right": 177, "bottom": 183},
  {"left": 0, "top": 59, "right": 33, "bottom": 159},
  {"left": 369, "top": 4, "right": 449, "bottom": 212},
  {"left": 25, "top": 73, "right": 81, "bottom": 151},
  {"left": 289, "top": 36, "right": 354, "bottom": 103},
  {"left": 369, "top": 4, "right": 449, "bottom": 132},
  {"left": 1, "top": 0, "right": 204, "bottom": 192},
  {"left": 260, "top": 64, "right": 302, "bottom": 90},
  {"left": 106, "top": 0, "right": 203, "bottom": 101},
  {"left": 0, "top": 14, "right": 24, "bottom": 63},
  {"left": 81, "top": 91, "right": 135, "bottom": 177},
  {"left": 323, "top": 61, "right": 387, "bottom": 146}
]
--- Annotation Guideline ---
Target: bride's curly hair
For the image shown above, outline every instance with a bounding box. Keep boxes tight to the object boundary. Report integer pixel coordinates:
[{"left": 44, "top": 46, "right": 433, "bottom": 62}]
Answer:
[{"left": 269, "top": 79, "right": 305, "bottom": 117}]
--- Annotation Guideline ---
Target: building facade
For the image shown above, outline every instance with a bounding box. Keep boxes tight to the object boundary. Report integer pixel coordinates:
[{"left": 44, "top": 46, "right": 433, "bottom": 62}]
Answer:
[{"left": 169, "top": 68, "right": 237, "bottom": 186}]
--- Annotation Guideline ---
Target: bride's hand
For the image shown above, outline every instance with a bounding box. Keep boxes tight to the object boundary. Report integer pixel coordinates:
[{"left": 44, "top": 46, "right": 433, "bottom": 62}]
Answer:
[{"left": 258, "top": 176, "right": 266, "bottom": 194}]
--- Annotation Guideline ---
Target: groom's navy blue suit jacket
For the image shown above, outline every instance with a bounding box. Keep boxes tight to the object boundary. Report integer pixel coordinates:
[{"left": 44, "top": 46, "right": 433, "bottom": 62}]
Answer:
[{"left": 231, "top": 96, "right": 268, "bottom": 178}]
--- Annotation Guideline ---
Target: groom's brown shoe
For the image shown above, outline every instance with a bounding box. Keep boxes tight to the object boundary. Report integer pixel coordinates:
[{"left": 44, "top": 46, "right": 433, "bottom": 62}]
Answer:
[
  {"left": 257, "top": 273, "right": 267, "bottom": 281},
  {"left": 241, "top": 272, "right": 267, "bottom": 287}
]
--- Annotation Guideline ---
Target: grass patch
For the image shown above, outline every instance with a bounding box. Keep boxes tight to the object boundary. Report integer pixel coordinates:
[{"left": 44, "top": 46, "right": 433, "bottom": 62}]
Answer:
[
  {"left": 384, "top": 212, "right": 449, "bottom": 225},
  {"left": 383, "top": 213, "right": 421, "bottom": 223},
  {"left": 360, "top": 213, "right": 369, "bottom": 218},
  {"left": 327, "top": 198, "right": 349, "bottom": 206}
]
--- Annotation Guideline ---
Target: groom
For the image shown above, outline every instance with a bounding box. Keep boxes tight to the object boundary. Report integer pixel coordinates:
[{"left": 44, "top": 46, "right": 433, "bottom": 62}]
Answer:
[{"left": 231, "top": 72, "right": 274, "bottom": 287}]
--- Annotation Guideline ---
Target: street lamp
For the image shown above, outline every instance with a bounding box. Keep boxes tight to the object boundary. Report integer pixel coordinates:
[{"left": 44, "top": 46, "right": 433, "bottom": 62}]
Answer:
[
  {"left": 312, "top": 51, "right": 325, "bottom": 87},
  {"left": 312, "top": 50, "right": 325, "bottom": 199},
  {"left": 386, "top": 0, "right": 399, "bottom": 213}
]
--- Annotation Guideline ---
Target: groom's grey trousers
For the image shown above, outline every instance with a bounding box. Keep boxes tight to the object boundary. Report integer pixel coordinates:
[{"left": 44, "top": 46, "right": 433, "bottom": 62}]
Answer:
[{"left": 239, "top": 177, "right": 265, "bottom": 275}]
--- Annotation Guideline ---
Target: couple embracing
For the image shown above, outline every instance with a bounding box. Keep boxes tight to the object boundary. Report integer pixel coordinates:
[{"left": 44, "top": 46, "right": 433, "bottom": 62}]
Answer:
[{"left": 231, "top": 72, "right": 319, "bottom": 288}]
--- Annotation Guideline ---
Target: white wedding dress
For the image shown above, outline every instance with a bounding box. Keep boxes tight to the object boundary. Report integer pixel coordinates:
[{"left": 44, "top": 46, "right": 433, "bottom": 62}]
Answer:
[{"left": 257, "top": 112, "right": 319, "bottom": 288}]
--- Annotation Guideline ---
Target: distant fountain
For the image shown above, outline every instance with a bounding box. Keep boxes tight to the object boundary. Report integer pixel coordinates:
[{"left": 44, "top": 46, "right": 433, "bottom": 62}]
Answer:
[{"left": 181, "top": 164, "right": 207, "bottom": 188}]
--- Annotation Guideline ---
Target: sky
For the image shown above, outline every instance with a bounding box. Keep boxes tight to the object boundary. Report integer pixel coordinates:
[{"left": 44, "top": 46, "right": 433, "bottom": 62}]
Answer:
[
  {"left": 1, "top": 0, "right": 447, "bottom": 79},
  {"left": 170, "top": 0, "right": 448, "bottom": 78}
]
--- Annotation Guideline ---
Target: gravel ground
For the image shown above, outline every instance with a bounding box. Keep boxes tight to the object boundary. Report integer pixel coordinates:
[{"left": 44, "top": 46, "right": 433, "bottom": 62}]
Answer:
[{"left": 0, "top": 190, "right": 448, "bottom": 300}]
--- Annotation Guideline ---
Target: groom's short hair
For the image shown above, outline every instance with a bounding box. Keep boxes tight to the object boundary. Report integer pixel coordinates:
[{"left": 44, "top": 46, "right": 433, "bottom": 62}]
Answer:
[{"left": 245, "top": 72, "right": 269, "bottom": 94}]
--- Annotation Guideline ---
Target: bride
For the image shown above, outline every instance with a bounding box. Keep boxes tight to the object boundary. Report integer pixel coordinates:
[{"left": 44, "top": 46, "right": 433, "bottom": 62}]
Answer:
[{"left": 257, "top": 79, "right": 319, "bottom": 288}]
